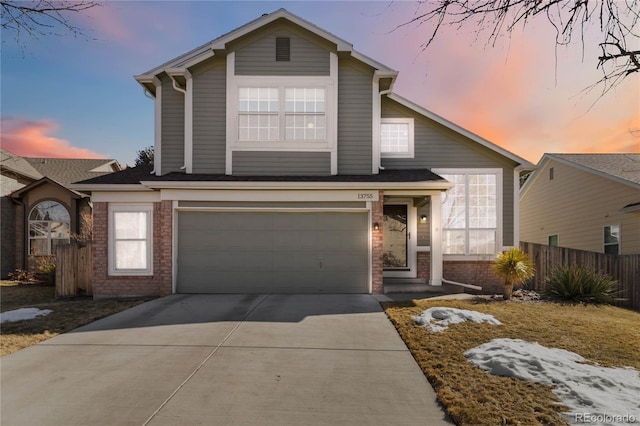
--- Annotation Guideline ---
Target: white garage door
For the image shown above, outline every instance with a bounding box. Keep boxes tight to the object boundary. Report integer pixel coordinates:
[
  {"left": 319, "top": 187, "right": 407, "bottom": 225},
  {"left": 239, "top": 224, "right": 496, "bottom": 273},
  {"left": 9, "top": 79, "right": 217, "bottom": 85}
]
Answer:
[{"left": 177, "top": 211, "right": 369, "bottom": 293}]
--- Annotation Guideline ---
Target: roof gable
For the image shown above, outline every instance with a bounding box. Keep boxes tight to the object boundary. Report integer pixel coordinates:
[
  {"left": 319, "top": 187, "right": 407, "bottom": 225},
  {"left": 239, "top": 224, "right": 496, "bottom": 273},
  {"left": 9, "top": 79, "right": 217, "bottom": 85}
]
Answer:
[
  {"left": 10, "top": 176, "right": 86, "bottom": 199},
  {"left": 386, "top": 94, "right": 535, "bottom": 167},
  {"left": 521, "top": 153, "right": 640, "bottom": 197},
  {"left": 135, "top": 8, "right": 397, "bottom": 85}
]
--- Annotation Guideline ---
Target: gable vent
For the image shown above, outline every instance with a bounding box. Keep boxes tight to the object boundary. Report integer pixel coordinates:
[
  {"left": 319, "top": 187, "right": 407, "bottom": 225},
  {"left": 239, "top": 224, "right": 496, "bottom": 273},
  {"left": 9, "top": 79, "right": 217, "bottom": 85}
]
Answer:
[{"left": 276, "top": 37, "right": 290, "bottom": 62}]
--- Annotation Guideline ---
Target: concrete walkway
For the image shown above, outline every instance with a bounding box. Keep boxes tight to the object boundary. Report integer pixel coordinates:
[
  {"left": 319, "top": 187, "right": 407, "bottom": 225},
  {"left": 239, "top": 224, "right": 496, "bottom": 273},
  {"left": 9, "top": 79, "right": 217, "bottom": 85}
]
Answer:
[{"left": 1, "top": 294, "right": 452, "bottom": 425}]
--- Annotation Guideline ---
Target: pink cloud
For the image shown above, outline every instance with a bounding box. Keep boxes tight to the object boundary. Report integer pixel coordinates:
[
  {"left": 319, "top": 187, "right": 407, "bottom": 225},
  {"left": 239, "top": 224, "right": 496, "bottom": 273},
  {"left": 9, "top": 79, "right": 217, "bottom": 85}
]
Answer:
[{"left": 1, "top": 117, "right": 106, "bottom": 159}]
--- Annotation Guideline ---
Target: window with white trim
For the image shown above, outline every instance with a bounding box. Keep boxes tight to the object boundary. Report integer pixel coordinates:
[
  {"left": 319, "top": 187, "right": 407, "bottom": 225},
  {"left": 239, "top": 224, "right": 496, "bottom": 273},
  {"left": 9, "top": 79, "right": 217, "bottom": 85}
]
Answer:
[
  {"left": 29, "top": 201, "right": 70, "bottom": 255},
  {"left": 108, "top": 204, "right": 153, "bottom": 276},
  {"left": 380, "top": 118, "right": 414, "bottom": 158},
  {"left": 604, "top": 225, "right": 620, "bottom": 255},
  {"left": 436, "top": 170, "right": 501, "bottom": 255},
  {"left": 237, "top": 85, "right": 327, "bottom": 142}
]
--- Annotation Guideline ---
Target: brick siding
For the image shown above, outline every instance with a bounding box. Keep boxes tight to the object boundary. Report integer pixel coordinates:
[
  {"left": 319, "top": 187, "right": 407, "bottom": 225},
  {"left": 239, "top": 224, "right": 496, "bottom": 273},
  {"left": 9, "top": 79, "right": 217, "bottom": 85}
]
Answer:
[
  {"left": 371, "top": 190, "right": 384, "bottom": 294},
  {"left": 417, "top": 251, "right": 431, "bottom": 281},
  {"left": 443, "top": 260, "right": 504, "bottom": 294},
  {"left": 92, "top": 201, "right": 173, "bottom": 299}
]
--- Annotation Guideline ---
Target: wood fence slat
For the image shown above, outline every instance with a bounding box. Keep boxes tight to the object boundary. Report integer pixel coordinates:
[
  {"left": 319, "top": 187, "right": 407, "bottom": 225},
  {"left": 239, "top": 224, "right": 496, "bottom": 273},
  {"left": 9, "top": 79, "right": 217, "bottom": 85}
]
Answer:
[
  {"left": 56, "top": 243, "right": 93, "bottom": 297},
  {"left": 520, "top": 242, "right": 640, "bottom": 312}
]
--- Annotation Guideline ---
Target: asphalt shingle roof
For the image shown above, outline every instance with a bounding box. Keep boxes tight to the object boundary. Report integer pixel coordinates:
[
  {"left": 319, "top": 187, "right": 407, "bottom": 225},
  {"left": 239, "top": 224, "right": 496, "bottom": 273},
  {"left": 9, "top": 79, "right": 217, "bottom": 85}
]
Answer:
[
  {"left": 549, "top": 154, "right": 640, "bottom": 186},
  {"left": 0, "top": 149, "right": 43, "bottom": 180},
  {"left": 23, "top": 157, "right": 119, "bottom": 185},
  {"left": 76, "top": 165, "right": 446, "bottom": 185}
]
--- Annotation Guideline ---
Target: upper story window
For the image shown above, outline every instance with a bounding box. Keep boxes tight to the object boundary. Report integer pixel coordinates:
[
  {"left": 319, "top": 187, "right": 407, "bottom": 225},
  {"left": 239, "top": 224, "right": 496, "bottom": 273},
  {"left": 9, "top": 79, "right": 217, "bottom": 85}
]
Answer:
[
  {"left": 604, "top": 225, "right": 620, "bottom": 255},
  {"left": 435, "top": 169, "right": 502, "bottom": 255},
  {"left": 29, "top": 201, "right": 70, "bottom": 255},
  {"left": 238, "top": 86, "right": 326, "bottom": 142},
  {"left": 381, "top": 118, "right": 414, "bottom": 158}
]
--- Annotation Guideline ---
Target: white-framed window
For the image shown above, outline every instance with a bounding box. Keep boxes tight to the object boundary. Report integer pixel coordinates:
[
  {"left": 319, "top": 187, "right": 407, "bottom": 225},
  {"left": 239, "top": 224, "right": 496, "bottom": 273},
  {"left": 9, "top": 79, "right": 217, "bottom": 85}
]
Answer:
[
  {"left": 604, "top": 225, "right": 620, "bottom": 255},
  {"left": 108, "top": 204, "right": 153, "bottom": 276},
  {"left": 548, "top": 234, "right": 559, "bottom": 247},
  {"left": 230, "top": 75, "right": 335, "bottom": 150},
  {"left": 381, "top": 118, "right": 414, "bottom": 158},
  {"left": 29, "top": 200, "right": 70, "bottom": 255},
  {"left": 434, "top": 169, "right": 502, "bottom": 255}
]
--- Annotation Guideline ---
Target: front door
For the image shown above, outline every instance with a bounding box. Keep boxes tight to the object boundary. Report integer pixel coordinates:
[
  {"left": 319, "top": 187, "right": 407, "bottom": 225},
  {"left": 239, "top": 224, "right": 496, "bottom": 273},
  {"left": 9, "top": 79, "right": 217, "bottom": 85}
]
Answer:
[{"left": 383, "top": 204, "right": 413, "bottom": 277}]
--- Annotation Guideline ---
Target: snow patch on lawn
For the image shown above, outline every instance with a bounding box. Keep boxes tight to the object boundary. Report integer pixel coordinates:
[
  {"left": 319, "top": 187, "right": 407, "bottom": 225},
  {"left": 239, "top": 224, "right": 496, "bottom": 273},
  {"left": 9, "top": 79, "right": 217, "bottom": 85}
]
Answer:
[
  {"left": 465, "top": 338, "right": 640, "bottom": 424},
  {"left": 412, "top": 307, "right": 502, "bottom": 332},
  {"left": 0, "top": 308, "right": 53, "bottom": 323}
]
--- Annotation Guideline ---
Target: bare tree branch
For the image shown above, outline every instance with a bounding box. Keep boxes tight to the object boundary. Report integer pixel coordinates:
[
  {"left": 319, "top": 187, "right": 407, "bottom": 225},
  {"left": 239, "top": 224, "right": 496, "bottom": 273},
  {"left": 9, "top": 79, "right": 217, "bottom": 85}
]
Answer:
[
  {"left": 1, "top": 0, "right": 100, "bottom": 48},
  {"left": 392, "top": 0, "right": 640, "bottom": 97}
]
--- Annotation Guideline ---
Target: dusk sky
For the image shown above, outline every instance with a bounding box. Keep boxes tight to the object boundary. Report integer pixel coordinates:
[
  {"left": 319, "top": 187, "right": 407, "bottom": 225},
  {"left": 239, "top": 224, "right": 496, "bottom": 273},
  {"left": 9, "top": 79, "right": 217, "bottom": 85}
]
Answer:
[{"left": 2, "top": 1, "right": 638, "bottom": 166}]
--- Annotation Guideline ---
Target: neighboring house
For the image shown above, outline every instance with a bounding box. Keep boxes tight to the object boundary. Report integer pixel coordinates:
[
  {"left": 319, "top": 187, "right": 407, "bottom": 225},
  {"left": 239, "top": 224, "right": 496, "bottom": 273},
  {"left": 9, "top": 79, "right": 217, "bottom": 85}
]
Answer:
[
  {"left": 72, "top": 9, "right": 534, "bottom": 298},
  {"left": 520, "top": 153, "right": 640, "bottom": 255},
  {"left": 0, "top": 148, "right": 121, "bottom": 278}
]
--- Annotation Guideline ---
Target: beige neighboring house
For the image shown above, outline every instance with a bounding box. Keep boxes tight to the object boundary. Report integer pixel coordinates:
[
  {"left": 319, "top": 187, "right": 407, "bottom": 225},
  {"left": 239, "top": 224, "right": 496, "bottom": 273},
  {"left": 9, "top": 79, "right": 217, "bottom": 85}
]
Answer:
[{"left": 520, "top": 153, "right": 640, "bottom": 255}]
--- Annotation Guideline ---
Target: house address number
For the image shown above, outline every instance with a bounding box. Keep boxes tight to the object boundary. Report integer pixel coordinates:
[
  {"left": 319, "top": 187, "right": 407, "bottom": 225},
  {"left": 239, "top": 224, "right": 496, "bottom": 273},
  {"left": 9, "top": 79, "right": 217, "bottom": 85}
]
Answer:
[{"left": 357, "top": 192, "right": 375, "bottom": 200}]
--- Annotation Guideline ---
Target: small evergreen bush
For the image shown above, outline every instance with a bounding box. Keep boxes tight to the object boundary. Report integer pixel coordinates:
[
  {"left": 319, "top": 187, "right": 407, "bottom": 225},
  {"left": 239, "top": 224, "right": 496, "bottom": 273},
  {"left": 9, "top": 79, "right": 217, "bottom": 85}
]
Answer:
[{"left": 544, "top": 266, "right": 618, "bottom": 304}]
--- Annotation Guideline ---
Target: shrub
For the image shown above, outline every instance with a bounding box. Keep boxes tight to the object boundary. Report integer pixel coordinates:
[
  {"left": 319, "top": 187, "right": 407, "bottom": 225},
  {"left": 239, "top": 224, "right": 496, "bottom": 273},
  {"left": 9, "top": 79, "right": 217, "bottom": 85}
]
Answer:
[
  {"left": 492, "top": 248, "right": 535, "bottom": 300},
  {"left": 36, "top": 256, "right": 57, "bottom": 286},
  {"left": 544, "top": 266, "right": 618, "bottom": 304},
  {"left": 7, "top": 269, "right": 37, "bottom": 283}
]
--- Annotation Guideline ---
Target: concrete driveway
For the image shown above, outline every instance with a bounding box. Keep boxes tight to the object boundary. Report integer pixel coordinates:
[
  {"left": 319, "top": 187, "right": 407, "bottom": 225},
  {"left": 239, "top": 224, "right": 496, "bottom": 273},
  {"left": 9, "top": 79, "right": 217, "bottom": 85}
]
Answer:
[{"left": 1, "top": 294, "right": 451, "bottom": 425}]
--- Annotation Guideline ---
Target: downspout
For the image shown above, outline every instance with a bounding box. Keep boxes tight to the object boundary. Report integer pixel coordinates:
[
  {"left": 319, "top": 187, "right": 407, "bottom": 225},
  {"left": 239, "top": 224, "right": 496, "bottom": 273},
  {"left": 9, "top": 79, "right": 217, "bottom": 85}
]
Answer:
[
  {"left": 168, "top": 75, "right": 188, "bottom": 171},
  {"left": 167, "top": 72, "right": 192, "bottom": 173},
  {"left": 143, "top": 88, "right": 157, "bottom": 174},
  {"left": 377, "top": 87, "right": 393, "bottom": 171}
]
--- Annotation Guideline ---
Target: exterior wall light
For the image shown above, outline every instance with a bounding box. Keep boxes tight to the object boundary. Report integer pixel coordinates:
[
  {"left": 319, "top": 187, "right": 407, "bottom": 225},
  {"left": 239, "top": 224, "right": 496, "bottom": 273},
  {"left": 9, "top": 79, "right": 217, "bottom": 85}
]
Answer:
[
  {"left": 373, "top": 222, "right": 380, "bottom": 231},
  {"left": 420, "top": 215, "right": 427, "bottom": 223}
]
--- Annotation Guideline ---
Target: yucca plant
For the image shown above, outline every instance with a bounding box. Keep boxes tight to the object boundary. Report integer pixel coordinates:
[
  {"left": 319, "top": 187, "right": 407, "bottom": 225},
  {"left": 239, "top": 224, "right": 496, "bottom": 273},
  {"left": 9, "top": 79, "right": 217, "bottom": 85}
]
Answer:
[
  {"left": 544, "top": 266, "right": 618, "bottom": 304},
  {"left": 492, "top": 248, "right": 535, "bottom": 300}
]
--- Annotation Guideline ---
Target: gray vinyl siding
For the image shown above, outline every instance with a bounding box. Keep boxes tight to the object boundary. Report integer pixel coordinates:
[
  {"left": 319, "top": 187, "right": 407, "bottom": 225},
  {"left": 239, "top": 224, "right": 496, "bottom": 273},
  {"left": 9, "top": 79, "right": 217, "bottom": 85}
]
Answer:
[
  {"left": 381, "top": 97, "right": 516, "bottom": 246},
  {"left": 338, "top": 59, "right": 373, "bottom": 174},
  {"left": 191, "top": 59, "right": 226, "bottom": 174},
  {"left": 160, "top": 74, "right": 184, "bottom": 174},
  {"left": 232, "top": 151, "right": 331, "bottom": 176},
  {"left": 234, "top": 24, "right": 331, "bottom": 76}
]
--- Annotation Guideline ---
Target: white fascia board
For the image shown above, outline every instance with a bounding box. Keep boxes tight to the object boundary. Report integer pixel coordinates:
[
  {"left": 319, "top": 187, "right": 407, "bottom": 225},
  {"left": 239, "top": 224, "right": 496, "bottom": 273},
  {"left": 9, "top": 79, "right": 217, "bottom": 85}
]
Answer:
[
  {"left": 134, "top": 75, "right": 161, "bottom": 96},
  {"left": 387, "top": 93, "right": 536, "bottom": 168},
  {"left": 210, "top": 9, "right": 353, "bottom": 52},
  {"left": 519, "top": 155, "right": 548, "bottom": 199},
  {"left": 141, "top": 180, "right": 453, "bottom": 191},
  {"left": 91, "top": 191, "right": 162, "bottom": 203},
  {"left": 68, "top": 184, "right": 154, "bottom": 192},
  {"left": 352, "top": 51, "right": 398, "bottom": 74}
]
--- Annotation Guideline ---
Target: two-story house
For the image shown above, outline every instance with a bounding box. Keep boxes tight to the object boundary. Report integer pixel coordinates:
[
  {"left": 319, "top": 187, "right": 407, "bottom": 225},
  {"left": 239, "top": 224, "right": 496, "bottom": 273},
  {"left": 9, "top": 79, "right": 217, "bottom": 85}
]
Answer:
[{"left": 73, "top": 9, "right": 534, "bottom": 298}]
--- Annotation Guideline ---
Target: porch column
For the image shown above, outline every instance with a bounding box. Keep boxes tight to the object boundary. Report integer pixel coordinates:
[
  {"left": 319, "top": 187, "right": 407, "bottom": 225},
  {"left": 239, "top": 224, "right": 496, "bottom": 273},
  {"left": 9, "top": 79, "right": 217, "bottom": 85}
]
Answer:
[{"left": 430, "top": 193, "right": 443, "bottom": 286}]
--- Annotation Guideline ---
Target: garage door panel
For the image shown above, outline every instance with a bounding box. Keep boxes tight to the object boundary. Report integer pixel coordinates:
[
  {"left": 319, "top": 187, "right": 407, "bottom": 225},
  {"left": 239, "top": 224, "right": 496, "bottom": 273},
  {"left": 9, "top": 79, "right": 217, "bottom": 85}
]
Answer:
[
  {"left": 182, "top": 213, "right": 274, "bottom": 231},
  {"left": 180, "top": 250, "right": 274, "bottom": 271},
  {"left": 178, "top": 211, "right": 368, "bottom": 293},
  {"left": 182, "top": 230, "right": 274, "bottom": 250}
]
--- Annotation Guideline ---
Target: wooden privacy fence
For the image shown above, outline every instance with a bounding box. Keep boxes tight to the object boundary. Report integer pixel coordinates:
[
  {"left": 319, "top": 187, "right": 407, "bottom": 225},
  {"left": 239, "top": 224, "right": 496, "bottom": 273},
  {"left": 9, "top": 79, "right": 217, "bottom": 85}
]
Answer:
[
  {"left": 56, "top": 243, "right": 92, "bottom": 297},
  {"left": 520, "top": 242, "right": 640, "bottom": 312}
]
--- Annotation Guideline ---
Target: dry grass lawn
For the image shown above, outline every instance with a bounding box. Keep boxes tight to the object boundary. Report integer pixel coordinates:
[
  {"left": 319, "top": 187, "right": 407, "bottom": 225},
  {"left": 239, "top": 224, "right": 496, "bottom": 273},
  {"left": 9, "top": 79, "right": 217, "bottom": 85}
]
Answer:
[
  {"left": 1, "top": 281, "right": 150, "bottom": 356},
  {"left": 383, "top": 298, "right": 640, "bottom": 425}
]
